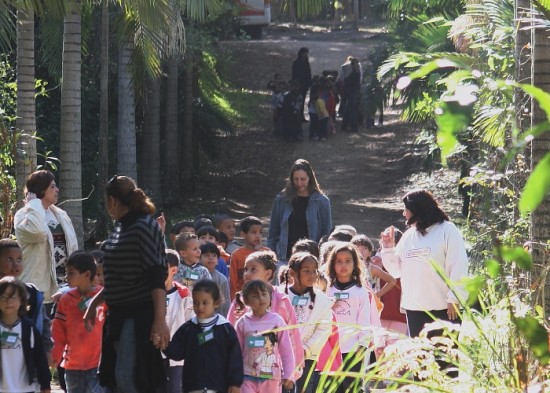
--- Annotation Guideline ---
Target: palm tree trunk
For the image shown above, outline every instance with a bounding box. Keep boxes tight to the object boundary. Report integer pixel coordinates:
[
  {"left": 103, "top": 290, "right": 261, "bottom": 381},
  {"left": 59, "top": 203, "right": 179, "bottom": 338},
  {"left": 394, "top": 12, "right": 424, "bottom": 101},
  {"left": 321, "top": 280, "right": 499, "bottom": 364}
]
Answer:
[
  {"left": 15, "top": 8, "right": 36, "bottom": 204},
  {"left": 97, "top": 0, "right": 110, "bottom": 238},
  {"left": 530, "top": 15, "right": 550, "bottom": 316},
  {"left": 59, "top": 5, "right": 83, "bottom": 245},
  {"left": 182, "top": 52, "right": 193, "bottom": 183},
  {"left": 117, "top": 36, "right": 137, "bottom": 179},
  {"left": 163, "top": 56, "right": 180, "bottom": 204},
  {"left": 140, "top": 76, "right": 161, "bottom": 202}
]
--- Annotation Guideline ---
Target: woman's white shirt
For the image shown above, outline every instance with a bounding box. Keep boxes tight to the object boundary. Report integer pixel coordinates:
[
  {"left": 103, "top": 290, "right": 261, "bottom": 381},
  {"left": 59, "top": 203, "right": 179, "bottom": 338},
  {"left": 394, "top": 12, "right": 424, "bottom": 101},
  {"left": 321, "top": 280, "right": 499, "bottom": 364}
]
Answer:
[{"left": 381, "top": 221, "right": 468, "bottom": 311}]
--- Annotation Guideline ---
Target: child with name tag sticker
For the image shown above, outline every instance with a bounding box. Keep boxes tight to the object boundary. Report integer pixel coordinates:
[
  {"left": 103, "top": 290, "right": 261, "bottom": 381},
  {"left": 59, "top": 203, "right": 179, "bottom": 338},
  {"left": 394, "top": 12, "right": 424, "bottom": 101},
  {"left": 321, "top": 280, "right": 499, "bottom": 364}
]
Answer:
[
  {"left": 161, "top": 279, "right": 243, "bottom": 393},
  {"left": 327, "top": 243, "right": 382, "bottom": 393},
  {"left": 227, "top": 251, "right": 304, "bottom": 388},
  {"left": 285, "top": 252, "right": 333, "bottom": 393},
  {"left": 235, "top": 280, "right": 295, "bottom": 393},
  {"left": 174, "top": 233, "right": 211, "bottom": 290},
  {"left": 0, "top": 276, "right": 51, "bottom": 393}
]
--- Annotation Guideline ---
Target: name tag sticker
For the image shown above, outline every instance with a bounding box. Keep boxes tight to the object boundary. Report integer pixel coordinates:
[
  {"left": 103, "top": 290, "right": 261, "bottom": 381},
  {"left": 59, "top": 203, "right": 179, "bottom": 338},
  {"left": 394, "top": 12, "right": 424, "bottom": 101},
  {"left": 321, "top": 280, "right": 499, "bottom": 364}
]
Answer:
[
  {"left": 292, "top": 296, "right": 309, "bottom": 306},
  {"left": 247, "top": 336, "right": 265, "bottom": 348},
  {"left": 185, "top": 270, "right": 199, "bottom": 280},
  {"left": 335, "top": 292, "right": 349, "bottom": 300},
  {"left": 198, "top": 330, "right": 214, "bottom": 345},
  {"left": 1, "top": 331, "right": 19, "bottom": 344}
]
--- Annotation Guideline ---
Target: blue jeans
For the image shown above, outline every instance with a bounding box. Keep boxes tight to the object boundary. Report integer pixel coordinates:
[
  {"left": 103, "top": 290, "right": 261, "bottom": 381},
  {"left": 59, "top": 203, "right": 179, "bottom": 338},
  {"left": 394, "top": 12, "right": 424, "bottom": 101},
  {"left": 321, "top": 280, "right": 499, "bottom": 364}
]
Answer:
[
  {"left": 114, "top": 319, "right": 139, "bottom": 393},
  {"left": 65, "top": 368, "right": 103, "bottom": 393}
]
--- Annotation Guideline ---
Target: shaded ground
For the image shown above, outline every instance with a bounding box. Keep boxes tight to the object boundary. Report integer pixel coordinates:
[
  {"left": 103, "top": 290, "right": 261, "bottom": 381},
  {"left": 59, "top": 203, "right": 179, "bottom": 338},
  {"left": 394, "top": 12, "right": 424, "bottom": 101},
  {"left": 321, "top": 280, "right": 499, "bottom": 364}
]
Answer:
[{"left": 192, "top": 22, "right": 429, "bottom": 239}]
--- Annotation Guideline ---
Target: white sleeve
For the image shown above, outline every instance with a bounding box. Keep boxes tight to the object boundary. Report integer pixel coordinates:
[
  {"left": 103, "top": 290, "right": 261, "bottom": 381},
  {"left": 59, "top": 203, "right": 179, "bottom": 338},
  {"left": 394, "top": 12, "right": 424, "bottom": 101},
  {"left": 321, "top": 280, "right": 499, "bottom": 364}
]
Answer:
[
  {"left": 380, "top": 247, "right": 401, "bottom": 278},
  {"left": 444, "top": 223, "right": 469, "bottom": 303}
]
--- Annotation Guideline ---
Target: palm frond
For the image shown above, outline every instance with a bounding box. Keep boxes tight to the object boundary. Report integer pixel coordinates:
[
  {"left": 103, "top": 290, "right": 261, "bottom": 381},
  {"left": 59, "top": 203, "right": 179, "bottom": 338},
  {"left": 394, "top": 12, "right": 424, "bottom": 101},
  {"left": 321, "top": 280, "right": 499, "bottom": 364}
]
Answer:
[
  {"left": 0, "top": 5, "right": 14, "bottom": 51},
  {"left": 38, "top": 16, "right": 64, "bottom": 81},
  {"left": 472, "top": 105, "right": 510, "bottom": 147}
]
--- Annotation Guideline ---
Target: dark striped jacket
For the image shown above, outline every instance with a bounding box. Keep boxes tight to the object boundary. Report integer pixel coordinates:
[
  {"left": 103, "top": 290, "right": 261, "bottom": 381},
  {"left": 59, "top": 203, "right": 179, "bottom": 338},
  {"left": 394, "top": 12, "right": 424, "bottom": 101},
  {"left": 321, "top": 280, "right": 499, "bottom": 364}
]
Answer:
[{"left": 101, "top": 211, "right": 167, "bottom": 306}]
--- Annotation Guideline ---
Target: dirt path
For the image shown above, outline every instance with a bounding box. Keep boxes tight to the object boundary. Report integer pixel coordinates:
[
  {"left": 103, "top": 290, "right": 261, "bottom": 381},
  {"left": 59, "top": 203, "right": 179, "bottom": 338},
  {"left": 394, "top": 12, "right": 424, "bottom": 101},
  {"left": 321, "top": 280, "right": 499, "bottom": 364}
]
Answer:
[{"left": 208, "top": 24, "right": 425, "bottom": 239}]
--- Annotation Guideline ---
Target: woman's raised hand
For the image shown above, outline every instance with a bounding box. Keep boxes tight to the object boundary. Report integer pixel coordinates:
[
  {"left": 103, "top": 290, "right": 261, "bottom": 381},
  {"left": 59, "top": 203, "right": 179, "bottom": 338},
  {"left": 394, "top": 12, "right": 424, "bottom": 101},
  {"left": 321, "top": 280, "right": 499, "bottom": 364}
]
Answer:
[{"left": 380, "top": 226, "right": 396, "bottom": 248}]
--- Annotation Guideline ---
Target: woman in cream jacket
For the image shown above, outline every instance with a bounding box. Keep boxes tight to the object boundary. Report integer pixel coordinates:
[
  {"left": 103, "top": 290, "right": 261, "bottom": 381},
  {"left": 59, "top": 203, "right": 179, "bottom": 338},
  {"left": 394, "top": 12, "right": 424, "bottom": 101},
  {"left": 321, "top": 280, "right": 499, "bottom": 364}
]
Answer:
[{"left": 14, "top": 170, "right": 78, "bottom": 305}]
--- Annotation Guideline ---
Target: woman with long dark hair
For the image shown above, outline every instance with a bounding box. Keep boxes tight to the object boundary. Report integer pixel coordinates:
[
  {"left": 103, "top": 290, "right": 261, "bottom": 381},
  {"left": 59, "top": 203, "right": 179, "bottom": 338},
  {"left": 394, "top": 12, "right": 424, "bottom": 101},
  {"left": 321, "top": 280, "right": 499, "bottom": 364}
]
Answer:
[
  {"left": 267, "top": 159, "right": 332, "bottom": 262},
  {"left": 380, "top": 189, "right": 468, "bottom": 337},
  {"left": 84, "top": 175, "right": 169, "bottom": 392},
  {"left": 291, "top": 47, "right": 312, "bottom": 122}
]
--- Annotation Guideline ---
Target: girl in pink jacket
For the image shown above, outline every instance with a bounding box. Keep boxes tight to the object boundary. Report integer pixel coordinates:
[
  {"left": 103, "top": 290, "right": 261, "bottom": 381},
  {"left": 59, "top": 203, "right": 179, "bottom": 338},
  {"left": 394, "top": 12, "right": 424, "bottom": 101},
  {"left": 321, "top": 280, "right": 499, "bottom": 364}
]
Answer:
[
  {"left": 235, "top": 280, "right": 295, "bottom": 392},
  {"left": 228, "top": 250, "right": 304, "bottom": 384}
]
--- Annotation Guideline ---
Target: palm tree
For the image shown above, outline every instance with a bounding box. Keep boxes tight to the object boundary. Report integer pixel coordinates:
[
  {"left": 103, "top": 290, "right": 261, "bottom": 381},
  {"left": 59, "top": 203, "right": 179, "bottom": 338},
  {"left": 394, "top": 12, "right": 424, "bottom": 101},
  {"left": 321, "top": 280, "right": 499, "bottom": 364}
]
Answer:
[
  {"left": 116, "top": 34, "right": 137, "bottom": 179},
  {"left": 140, "top": 76, "right": 161, "bottom": 201},
  {"left": 15, "top": 8, "right": 36, "bottom": 204},
  {"left": 59, "top": 1, "right": 83, "bottom": 244}
]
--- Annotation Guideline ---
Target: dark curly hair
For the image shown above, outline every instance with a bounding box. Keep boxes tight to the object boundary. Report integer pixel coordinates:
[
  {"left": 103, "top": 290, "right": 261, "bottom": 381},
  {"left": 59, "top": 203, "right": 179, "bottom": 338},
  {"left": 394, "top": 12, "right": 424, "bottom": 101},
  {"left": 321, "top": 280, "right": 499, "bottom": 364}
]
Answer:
[
  {"left": 403, "top": 190, "right": 449, "bottom": 235},
  {"left": 327, "top": 243, "right": 362, "bottom": 287}
]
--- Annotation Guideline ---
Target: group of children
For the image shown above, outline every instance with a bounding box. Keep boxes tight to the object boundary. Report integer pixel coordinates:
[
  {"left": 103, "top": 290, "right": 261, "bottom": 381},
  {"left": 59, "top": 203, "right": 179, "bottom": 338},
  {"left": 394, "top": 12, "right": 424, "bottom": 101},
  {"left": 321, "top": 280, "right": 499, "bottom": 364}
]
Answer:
[
  {"left": 0, "top": 212, "right": 406, "bottom": 393},
  {"left": 268, "top": 74, "right": 338, "bottom": 142}
]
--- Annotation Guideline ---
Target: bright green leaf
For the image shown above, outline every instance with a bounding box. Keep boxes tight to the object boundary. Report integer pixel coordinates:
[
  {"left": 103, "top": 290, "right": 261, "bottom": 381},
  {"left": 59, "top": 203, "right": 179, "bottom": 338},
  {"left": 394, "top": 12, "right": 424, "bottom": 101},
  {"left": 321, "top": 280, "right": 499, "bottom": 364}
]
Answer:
[
  {"left": 464, "top": 275, "right": 485, "bottom": 305},
  {"left": 515, "top": 316, "right": 550, "bottom": 365},
  {"left": 485, "top": 259, "right": 501, "bottom": 278},
  {"left": 518, "top": 83, "right": 550, "bottom": 122},
  {"left": 499, "top": 246, "right": 532, "bottom": 271},
  {"left": 435, "top": 100, "right": 473, "bottom": 165},
  {"left": 519, "top": 152, "right": 550, "bottom": 216}
]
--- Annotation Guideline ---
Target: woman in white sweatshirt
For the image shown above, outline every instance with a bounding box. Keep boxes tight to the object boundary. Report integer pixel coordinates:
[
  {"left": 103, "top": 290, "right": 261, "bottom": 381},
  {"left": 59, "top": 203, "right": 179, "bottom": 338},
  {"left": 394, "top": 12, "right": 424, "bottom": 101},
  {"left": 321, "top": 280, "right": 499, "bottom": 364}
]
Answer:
[{"left": 379, "top": 189, "right": 468, "bottom": 338}]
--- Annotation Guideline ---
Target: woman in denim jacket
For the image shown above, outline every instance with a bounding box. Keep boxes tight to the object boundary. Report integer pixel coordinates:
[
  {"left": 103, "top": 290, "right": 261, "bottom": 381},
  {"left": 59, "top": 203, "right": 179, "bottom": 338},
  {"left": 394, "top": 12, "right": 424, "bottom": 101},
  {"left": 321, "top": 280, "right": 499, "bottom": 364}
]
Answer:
[{"left": 267, "top": 159, "right": 332, "bottom": 262}]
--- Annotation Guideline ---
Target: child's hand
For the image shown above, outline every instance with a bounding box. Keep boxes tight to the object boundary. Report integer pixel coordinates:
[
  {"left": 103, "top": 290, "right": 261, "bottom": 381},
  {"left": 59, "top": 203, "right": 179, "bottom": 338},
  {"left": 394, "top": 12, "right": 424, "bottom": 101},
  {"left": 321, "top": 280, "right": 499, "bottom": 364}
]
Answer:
[
  {"left": 156, "top": 213, "right": 166, "bottom": 235},
  {"left": 51, "top": 292, "right": 63, "bottom": 304},
  {"left": 281, "top": 379, "right": 294, "bottom": 391},
  {"left": 83, "top": 306, "right": 96, "bottom": 331},
  {"left": 380, "top": 226, "right": 395, "bottom": 248},
  {"left": 228, "top": 386, "right": 240, "bottom": 393}
]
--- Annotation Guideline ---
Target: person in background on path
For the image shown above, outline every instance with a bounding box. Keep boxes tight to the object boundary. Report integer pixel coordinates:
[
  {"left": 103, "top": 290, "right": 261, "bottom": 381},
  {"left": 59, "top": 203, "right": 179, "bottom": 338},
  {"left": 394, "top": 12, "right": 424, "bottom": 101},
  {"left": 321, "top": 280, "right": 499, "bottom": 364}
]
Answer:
[
  {"left": 200, "top": 242, "right": 230, "bottom": 316},
  {"left": 173, "top": 233, "right": 211, "bottom": 290},
  {"left": 307, "top": 81, "right": 320, "bottom": 141},
  {"left": 160, "top": 279, "right": 243, "bottom": 393},
  {"left": 196, "top": 226, "right": 229, "bottom": 278},
  {"left": 379, "top": 190, "right": 468, "bottom": 338},
  {"left": 267, "top": 73, "right": 285, "bottom": 136},
  {"left": 0, "top": 239, "right": 52, "bottom": 369},
  {"left": 214, "top": 213, "right": 240, "bottom": 255},
  {"left": 341, "top": 58, "right": 361, "bottom": 133},
  {"left": 291, "top": 47, "right": 312, "bottom": 122},
  {"left": 229, "top": 216, "right": 266, "bottom": 299},
  {"left": 14, "top": 169, "right": 78, "bottom": 309},
  {"left": 83, "top": 175, "right": 169, "bottom": 392},
  {"left": 284, "top": 252, "right": 332, "bottom": 393},
  {"left": 235, "top": 280, "right": 295, "bottom": 393},
  {"left": 52, "top": 251, "right": 105, "bottom": 393},
  {"left": 280, "top": 80, "right": 304, "bottom": 142},
  {"left": 0, "top": 276, "right": 51, "bottom": 393},
  {"left": 327, "top": 242, "right": 382, "bottom": 393},
  {"left": 228, "top": 251, "right": 304, "bottom": 388},
  {"left": 314, "top": 81, "right": 330, "bottom": 141},
  {"left": 267, "top": 159, "right": 332, "bottom": 263},
  {"left": 162, "top": 249, "right": 194, "bottom": 393}
]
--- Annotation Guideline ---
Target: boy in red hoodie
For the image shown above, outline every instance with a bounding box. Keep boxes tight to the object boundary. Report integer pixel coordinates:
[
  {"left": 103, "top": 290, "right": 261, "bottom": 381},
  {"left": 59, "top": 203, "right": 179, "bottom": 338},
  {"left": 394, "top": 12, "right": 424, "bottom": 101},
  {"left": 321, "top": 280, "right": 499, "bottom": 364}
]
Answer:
[{"left": 52, "top": 251, "right": 106, "bottom": 392}]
